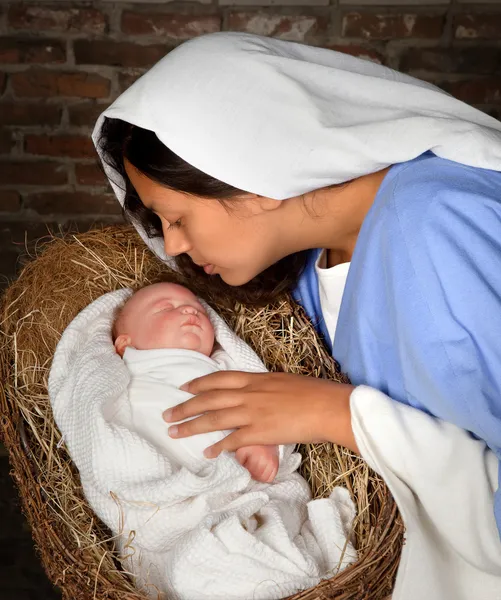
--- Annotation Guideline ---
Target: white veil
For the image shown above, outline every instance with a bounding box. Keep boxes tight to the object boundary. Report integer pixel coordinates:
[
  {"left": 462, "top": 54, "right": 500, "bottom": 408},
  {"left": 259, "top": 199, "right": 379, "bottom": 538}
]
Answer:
[{"left": 92, "top": 31, "right": 501, "bottom": 262}]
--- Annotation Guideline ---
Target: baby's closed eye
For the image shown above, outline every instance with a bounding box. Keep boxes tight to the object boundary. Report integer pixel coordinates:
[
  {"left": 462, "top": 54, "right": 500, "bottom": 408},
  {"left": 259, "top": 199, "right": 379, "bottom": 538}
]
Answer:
[{"left": 154, "top": 301, "right": 174, "bottom": 312}]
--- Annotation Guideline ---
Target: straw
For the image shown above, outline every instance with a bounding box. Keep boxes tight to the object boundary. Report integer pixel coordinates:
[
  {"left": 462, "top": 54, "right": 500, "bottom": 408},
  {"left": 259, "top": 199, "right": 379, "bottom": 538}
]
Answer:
[{"left": 0, "top": 225, "right": 403, "bottom": 600}]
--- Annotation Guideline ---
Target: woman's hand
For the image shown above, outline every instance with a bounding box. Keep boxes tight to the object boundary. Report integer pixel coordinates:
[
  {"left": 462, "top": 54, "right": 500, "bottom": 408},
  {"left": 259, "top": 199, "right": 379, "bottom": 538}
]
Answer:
[{"left": 163, "top": 371, "right": 358, "bottom": 457}]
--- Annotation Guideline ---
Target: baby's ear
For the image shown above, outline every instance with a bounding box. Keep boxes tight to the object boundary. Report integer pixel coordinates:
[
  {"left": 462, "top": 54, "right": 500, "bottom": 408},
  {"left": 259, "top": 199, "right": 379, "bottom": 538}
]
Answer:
[{"left": 114, "top": 334, "right": 132, "bottom": 357}]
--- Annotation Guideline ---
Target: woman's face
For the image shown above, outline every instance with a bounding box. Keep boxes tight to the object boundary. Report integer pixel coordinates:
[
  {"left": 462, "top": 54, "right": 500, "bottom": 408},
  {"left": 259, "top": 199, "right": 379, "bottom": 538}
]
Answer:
[{"left": 124, "top": 159, "right": 289, "bottom": 286}]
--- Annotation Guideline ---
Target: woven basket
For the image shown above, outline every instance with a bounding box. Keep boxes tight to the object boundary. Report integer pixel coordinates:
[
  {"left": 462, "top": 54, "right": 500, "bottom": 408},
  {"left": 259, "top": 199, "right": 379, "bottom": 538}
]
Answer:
[{"left": 0, "top": 225, "right": 403, "bottom": 600}]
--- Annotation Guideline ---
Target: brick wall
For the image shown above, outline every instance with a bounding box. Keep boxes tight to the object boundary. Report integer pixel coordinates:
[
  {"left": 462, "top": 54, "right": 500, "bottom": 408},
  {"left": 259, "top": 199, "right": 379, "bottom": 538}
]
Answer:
[{"left": 1, "top": 1, "right": 500, "bottom": 285}]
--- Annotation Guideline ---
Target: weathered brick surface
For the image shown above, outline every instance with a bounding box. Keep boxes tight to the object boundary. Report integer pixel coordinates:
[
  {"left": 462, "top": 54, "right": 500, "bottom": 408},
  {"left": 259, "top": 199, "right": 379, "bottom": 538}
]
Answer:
[
  {"left": 454, "top": 13, "right": 501, "bottom": 39},
  {"left": 121, "top": 11, "right": 221, "bottom": 39},
  {"left": 0, "top": 72, "right": 6, "bottom": 96},
  {"left": 75, "top": 162, "right": 107, "bottom": 186},
  {"left": 74, "top": 40, "right": 168, "bottom": 69},
  {"left": 0, "top": 103, "right": 62, "bottom": 126},
  {"left": 400, "top": 47, "right": 501, "bottom": 75},
  {"left": 0, "top": 190, "right": 21, "bottom": 212},
  {"left": 0, "top": 161, "right": 67, "bottom": 186},
  {"left": 8, "top": 5, "right": 107, "bottom": 35},
  {"left": 25, "top": 191, "right": 123, "bottom": 215},
  {"left": 0, "top": 37, "right": 66, "bottom": 64},
  {"left": 11, "top": 69, "right": 111, "bottom": 99},
  {"left": 439, "top": 78, "right": 501, "bottom": 105},
  {"left": 25, "top": 135, "right": 95, "bottom": 159},
  {"left": 68, "top": 102, "right": 108, "bottom": 127},
  {"left": 326, "top": 44, "right": 384, "bottom": 63},
  {"left": 342, "top": 12, "right": 445, "bottom": 39},
  {"left": 227, "top": 12, "right": 329, "bottom": 43},
  {"left": 0, "top": 130, "right": 15, "bottom": 154},
  {"left": 118, "top": 71, "right": 144, "bottom": 93}
]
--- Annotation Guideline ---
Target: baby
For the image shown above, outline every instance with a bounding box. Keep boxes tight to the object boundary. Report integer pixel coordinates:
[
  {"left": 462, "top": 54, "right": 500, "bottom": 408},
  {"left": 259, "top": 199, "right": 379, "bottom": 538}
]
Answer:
[{"left": 112, "top": 281, "right": 279, "bottom": 483}]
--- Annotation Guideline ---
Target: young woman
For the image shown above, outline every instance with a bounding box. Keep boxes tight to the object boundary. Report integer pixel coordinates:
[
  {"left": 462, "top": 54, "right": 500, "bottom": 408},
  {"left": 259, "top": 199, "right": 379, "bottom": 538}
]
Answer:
[{"left": 93, "top": 32, "right": 501, "bottom": 598}]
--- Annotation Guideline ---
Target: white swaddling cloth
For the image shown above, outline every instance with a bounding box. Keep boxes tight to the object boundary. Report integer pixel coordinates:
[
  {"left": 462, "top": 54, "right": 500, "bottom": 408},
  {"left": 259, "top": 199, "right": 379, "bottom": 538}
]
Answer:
[
  {"left": 48, "top": 288, "right": 357, "bottom": 600},
  {"left": 119, "top": 346, "right": 237, "bottom": 473}
]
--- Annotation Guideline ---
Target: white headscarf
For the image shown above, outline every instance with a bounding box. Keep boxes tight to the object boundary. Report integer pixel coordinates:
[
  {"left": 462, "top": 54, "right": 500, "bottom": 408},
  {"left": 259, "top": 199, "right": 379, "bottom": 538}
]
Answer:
[{"left": 92, "top": 31, "right": 501, "bottom": 262}]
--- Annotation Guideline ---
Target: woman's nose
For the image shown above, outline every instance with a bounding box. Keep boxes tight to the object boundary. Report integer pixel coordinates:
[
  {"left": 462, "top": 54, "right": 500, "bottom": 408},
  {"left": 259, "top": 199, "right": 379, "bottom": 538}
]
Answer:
[{"left": 162, "top": 226, "right": 191, "bottom": 257}]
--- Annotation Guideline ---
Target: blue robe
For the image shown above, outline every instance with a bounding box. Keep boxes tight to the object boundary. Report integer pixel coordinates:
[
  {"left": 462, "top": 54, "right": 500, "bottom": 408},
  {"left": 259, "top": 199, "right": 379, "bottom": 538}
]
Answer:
[{"left": 293, "top": 151, "right": 501, "bottom": 536}]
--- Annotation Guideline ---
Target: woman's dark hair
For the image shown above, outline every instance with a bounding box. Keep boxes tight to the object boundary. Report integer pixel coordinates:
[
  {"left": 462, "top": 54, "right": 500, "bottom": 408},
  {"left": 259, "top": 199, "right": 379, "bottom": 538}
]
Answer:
[{"left": 97, "top": 116, "right": 311, "bottom": 306}]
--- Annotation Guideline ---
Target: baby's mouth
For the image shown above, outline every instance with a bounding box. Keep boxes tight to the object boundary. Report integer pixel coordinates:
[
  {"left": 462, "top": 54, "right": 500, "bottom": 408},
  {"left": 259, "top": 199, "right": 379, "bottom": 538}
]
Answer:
[{"left": 182, "top": 315, "right": 202, "bottom": 329}]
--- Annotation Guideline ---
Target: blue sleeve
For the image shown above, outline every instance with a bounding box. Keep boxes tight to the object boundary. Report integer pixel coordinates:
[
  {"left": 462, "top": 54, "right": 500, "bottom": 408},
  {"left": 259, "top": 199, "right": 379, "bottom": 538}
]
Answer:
[
  {"left": 332, "top": 157, "right": 501, "bottom": 536},
  {"left": 394, "top": 179, "right": 501, "bottom": 534},
  {"left": 395, "top": 181, "right": 501, "bottom": 454}
]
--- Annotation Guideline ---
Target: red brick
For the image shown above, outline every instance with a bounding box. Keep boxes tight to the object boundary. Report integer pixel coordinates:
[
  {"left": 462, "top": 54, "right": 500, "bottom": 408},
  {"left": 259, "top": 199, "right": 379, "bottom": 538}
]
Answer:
[
  {"left": 342, "top": 12, "right": 444, "bottom": 40},
  {"left": 68, "top": 102, "right": 108, "bottom": 127},
  {"left": 454, "top": 14, "right": 501, "bottom": 40},
  {"left": 0, "top": 130, "right": 14, "bottom": 153},
  {"left": 74, "top": 40, "right": 167, "bottom": 69},
  {"left": 118, "top": 71, "right": 144, "bottom": 93},
  {"left": 0, "top": 190, "right": 21, "bottom": 212},
  {"left": 8, "top": 5, "right": 107, "bottom": 35},
  {"left": 440, "top": 78, "right": 501, "bottom": 105},
  {"left": 25, "top": 135, "right": 95, "bottom": 159},
  {"left": 326, "top": 44, "right": 383, "bottom": 64},
  {"left": 400, "top": 47, "right": 501, "bottom": 75},
  {"left": 0, "top": 37, "right": 65, "bottom": 64},
  {"left": 75, "top": 162, "right": 107, "bottom": 186},
  {"left": 11, "top": 69, "right": 111, "bottom": 99},
  {"left": 0, "top": 103, "right": 62, "bottom": 126},
  {"left": 122, "top": 11, "right": 220, "bottom": 39},
  {"left": 227, "top": 13, "right": 328, "bottom": 43},
  {"left": 25, "top": 191, "right": 121, "bottom": 215},
  {"left": 0, "top": 161, "right": 67, "bottom": 186}
]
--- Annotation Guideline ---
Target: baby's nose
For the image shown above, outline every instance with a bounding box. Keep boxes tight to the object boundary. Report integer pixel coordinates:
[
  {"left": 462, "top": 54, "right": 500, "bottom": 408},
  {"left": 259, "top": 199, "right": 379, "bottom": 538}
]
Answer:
[{"left": 180, "top": 305, "right": 198, "bottom": 315}]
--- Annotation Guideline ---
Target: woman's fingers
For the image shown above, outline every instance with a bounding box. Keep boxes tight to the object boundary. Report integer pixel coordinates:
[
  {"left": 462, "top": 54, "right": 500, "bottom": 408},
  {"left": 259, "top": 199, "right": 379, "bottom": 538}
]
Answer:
[
  {"left": 204, "top": 430, "right": 250, "bottom": 458},
  {"left": 163, "top": 389, "right": 241, "bottom": 422},
  {"left": 180, "top": 370, "right": 255, "bottom": 394},
  {"left": 167, "top": 406, "right": 248, "bottom": 438}
]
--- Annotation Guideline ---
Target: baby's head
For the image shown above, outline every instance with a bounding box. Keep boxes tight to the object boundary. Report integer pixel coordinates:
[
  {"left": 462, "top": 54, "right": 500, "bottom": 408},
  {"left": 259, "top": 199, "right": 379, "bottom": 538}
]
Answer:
[{"left": 113, "top": 282, "right": 215, "bottom": 358}]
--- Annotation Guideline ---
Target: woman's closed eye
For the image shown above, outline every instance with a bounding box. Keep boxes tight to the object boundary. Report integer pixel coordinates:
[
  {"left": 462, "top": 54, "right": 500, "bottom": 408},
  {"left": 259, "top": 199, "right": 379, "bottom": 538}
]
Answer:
[{"left": 167, "top": 218, "right": 182, "bottom": 230}]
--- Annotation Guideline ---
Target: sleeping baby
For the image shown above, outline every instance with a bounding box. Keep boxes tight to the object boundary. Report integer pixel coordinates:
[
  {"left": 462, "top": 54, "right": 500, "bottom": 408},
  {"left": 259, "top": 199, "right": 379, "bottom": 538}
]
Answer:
[
  {"left": 49, "top": 282, "right": 358, "bottom": 600},
  {"left": 112, "top": 281, "right": 279, "bottom": 483}
]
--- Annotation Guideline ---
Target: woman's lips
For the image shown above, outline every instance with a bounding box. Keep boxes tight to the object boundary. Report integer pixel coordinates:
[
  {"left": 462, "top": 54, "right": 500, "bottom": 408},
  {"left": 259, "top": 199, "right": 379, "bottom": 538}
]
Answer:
[{"left": 203, "top": 264, "right": 215, "bottom": 275}]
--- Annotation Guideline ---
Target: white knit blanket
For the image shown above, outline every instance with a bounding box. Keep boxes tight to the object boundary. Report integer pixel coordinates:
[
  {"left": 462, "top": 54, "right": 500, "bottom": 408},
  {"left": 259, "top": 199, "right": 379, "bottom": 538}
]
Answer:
[{"left": 48, "top": 288, "right": 357, "bottom": 600}]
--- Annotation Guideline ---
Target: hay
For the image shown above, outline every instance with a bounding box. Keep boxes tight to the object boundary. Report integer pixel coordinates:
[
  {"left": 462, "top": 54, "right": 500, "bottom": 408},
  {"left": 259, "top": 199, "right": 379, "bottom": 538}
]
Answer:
[{"left": 0, "top": 225, "right": 404, "bottom": 600}]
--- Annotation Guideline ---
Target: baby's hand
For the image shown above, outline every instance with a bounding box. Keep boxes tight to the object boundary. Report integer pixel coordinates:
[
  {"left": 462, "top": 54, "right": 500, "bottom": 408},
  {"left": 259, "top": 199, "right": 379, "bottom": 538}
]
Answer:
[{"left": 235, "top": 445, "right": 279, "bottom": 483}]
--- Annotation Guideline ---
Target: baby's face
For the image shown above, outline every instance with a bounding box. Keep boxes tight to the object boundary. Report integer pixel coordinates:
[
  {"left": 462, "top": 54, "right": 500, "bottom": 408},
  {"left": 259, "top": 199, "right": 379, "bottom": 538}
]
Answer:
[{"left": 114, "top": 282, "right": 215, "bottom": 357}]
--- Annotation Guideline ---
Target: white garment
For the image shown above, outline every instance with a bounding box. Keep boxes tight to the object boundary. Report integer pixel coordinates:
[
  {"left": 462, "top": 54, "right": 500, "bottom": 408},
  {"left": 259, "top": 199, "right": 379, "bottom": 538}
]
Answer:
[
  {"left": 314, "top": 249, "right": 350, "bottom": 347},
  {"left": 351, "top": 386, "right": 501, "bottom": 600},
  {"left": 48, "top": 288, "right": 357, "bottom": 600},
  {"left": 91, "top": 32, "right": 501, "bottom": 268},
  {"left": 119, "top": 346, "right": 235, "bottom": 474}
]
